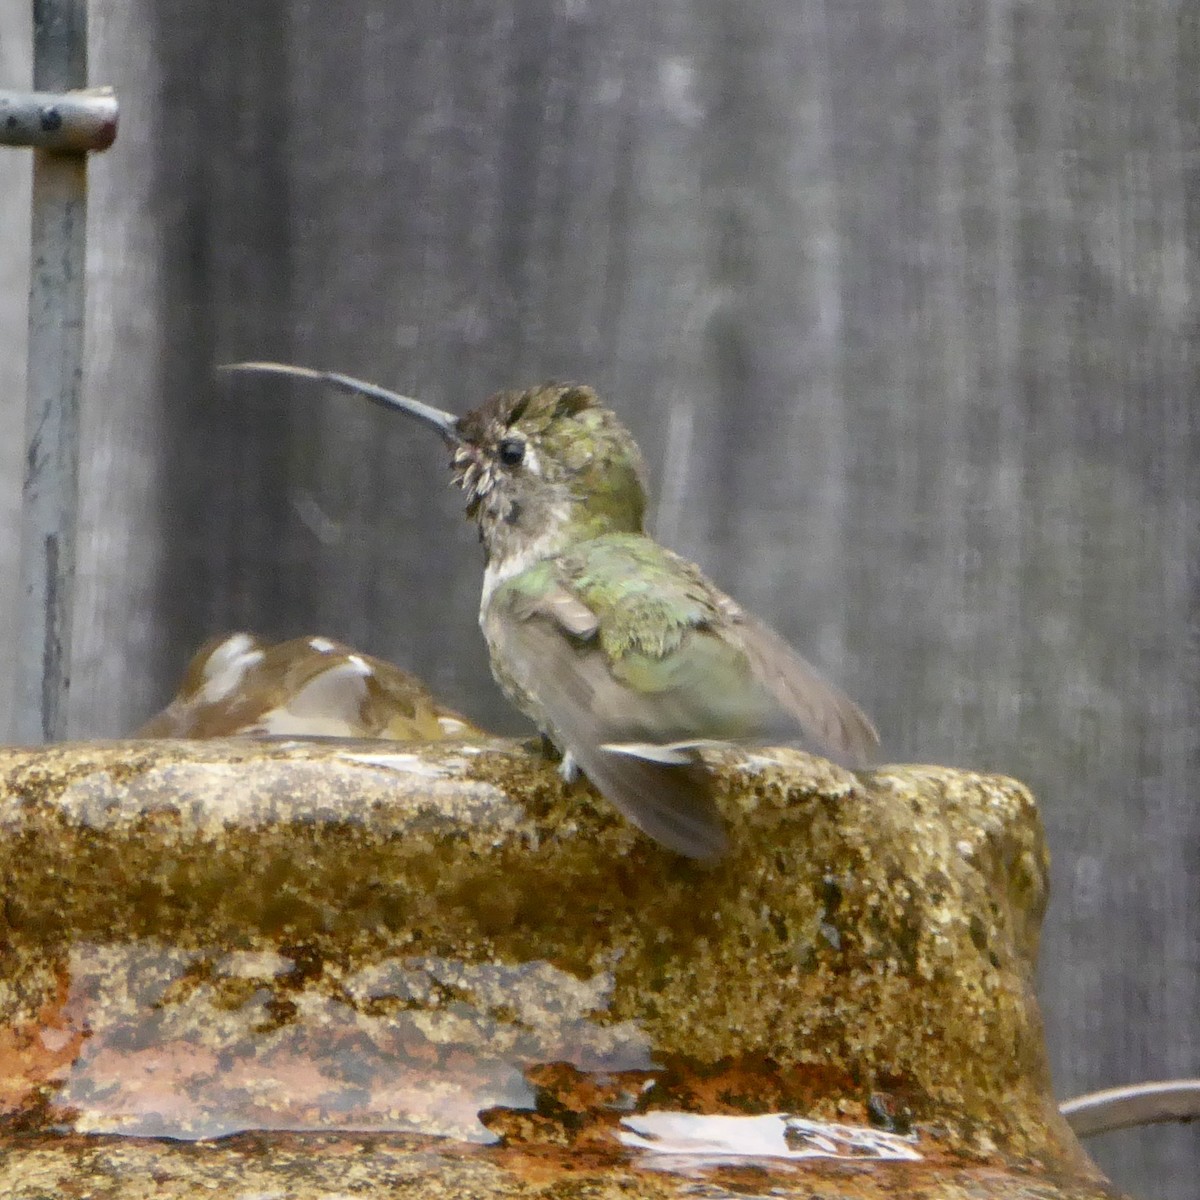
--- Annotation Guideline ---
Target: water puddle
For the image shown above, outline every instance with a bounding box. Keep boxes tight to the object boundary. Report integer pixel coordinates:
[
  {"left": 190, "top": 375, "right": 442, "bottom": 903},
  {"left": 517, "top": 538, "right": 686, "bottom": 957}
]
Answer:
[
  {"left": 620, "top": 1110, "right": 922, "bottom": 1171},
  {"left": 2, "top": 940, "right": 653, "bottom": 1142},
  {"left": 0, "top": 938, "right": 926, "bottom": 1180}
]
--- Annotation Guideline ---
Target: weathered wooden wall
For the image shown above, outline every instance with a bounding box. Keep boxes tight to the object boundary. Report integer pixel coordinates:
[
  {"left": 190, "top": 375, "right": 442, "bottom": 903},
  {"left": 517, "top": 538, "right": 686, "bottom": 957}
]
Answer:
[
  {"left": 1, "top": 2, "right": 1196, "bottom": 1195},
  {"left": 0, "top": 5, "right": 31, "bottom": 730}
]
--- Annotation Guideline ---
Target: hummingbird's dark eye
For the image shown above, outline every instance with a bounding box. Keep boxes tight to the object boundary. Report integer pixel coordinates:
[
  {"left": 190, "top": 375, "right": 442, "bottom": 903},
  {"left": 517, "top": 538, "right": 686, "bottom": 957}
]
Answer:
[{"left": 498, "top": 437, "right": 526, "bottom": 467}]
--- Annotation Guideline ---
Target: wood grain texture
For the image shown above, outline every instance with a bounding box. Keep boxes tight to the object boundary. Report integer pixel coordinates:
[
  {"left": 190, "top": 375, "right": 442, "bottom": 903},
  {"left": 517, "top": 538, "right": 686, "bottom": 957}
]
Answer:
[
  {"left": 1, "top": 1, "right": 1196, "bottom": 1195},
  {"left": 0, "top": 2, "right": 33, "bottom": 748}
]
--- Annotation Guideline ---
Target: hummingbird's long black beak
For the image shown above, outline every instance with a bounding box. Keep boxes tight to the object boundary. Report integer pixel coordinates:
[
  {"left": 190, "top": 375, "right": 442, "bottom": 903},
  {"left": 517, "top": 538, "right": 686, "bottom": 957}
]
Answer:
[{"left": 219, "top": 361, "right": 462, "bottom": 444}]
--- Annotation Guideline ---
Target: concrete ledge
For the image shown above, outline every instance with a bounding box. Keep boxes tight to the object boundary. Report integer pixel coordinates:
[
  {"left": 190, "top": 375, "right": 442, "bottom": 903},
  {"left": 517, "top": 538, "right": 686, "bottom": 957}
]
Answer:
[{"left": 0, "top": 737, "right": 1118, "bottom": 1197}]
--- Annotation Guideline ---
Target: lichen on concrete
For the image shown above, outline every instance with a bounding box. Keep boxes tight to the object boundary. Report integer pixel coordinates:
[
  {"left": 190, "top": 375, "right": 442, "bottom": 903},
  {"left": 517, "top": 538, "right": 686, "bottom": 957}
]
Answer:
[
  {"left": 0, "top": 1130, "right": 1136, "bottom": 1200},
  {"left": 0, "top": 1130, "right": 1133, "bottom": 1200}
]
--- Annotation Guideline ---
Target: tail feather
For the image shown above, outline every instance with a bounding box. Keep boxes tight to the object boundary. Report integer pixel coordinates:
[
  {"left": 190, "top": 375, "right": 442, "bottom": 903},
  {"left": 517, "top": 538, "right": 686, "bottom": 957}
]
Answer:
[{"left": 577, "top": 743, "right": 727, "bottom": 860}]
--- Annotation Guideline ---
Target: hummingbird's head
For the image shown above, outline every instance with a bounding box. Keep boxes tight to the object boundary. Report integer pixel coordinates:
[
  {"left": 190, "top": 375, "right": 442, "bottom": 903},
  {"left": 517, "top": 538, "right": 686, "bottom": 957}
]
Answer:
[
  {"left": 451, "top": 383, "right": 647, "bottom": 562},
  {"left": 218, "top": 364, "right": 647, "bottom": 565}
]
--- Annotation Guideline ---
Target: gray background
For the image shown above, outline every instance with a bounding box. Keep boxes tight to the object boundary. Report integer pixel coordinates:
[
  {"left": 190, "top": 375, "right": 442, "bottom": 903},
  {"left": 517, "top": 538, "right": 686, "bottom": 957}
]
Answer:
[{"left": 1, "top": 3, "right": 1196, "bottom": 1196}]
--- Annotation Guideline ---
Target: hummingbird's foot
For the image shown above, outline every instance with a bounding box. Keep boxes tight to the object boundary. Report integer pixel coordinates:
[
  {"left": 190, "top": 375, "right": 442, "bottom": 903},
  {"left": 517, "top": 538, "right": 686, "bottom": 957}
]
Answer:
[
  {"left": 525, "top": 732, "right": 579, "bottom": 782},
  {"left": 558, "top": 749, "right": 580, "bottom": 784}
]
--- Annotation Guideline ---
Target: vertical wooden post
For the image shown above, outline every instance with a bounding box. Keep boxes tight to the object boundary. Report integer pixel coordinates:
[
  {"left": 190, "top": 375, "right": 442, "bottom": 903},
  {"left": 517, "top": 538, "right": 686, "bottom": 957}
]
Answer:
[{"left": 13, "top": 0, "right": 95, "bottom": 742}]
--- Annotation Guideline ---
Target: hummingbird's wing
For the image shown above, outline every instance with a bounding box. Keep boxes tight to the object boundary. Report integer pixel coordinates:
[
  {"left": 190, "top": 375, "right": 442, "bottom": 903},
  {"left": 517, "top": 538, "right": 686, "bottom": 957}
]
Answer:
[
  {"left": 553, "top": 536, "right": 878, "bottom": 765},
  {"left": 488, "top": 536, "right": 879, "bottom": 858},
  {"left": 709, "top": 597, "right": 880, "bottom": 767},
  {"left": 488, "top": 602, "right": 729, "bottom": 859}
]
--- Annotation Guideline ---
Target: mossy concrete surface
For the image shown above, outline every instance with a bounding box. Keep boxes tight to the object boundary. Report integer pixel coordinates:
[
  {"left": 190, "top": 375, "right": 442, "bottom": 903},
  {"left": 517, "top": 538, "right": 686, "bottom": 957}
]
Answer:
[{"left": 0, "top": 737, "right": 1123, "bottom": 1198}]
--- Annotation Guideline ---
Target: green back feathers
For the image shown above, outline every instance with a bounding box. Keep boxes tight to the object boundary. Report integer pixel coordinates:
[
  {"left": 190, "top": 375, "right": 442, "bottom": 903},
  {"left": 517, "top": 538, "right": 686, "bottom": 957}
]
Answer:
[
  {"left": 496, "top": 533, "right": 721, "bottom": 664},
  {"left": 558, "top": 535, "right": 716, "bottom": 659}
]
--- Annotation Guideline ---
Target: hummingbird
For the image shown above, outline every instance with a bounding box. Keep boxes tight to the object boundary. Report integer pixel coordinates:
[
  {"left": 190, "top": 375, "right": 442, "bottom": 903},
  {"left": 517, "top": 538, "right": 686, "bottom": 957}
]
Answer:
[{"left": 222, "top": 362, "right": 879, "bottom": 859}]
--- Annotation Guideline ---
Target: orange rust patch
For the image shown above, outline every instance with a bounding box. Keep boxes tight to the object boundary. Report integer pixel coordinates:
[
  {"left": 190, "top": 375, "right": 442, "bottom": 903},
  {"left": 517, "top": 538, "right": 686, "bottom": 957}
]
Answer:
[{"left": 0, "top": 961, "right": 87, "bottom": 1130}]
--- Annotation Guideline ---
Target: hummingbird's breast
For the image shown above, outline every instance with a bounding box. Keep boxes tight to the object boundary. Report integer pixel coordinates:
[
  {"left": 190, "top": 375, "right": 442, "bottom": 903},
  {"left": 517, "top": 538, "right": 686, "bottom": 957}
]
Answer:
[
  {"left": 478, "top": 591, "right": 552, "bottom": 735},
  {"left": 479, "top": 527, "right": 566, "bottom": 611}
]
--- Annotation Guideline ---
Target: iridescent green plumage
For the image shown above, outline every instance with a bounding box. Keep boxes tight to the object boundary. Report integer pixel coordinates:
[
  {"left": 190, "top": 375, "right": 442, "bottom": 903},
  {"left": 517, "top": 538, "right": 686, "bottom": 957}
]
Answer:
[
  {"left": 221, "top": 364, "right": 880, "bottom": 859},
  {"left": 484, "top": 531, "right": 878, "bottom": 858}
]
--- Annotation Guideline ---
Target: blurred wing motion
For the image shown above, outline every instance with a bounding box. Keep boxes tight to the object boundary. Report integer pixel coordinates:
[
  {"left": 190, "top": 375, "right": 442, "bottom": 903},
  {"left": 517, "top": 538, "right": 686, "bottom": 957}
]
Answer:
[{"left": 487, "top": 536, "right": 879, "bottom": 859}]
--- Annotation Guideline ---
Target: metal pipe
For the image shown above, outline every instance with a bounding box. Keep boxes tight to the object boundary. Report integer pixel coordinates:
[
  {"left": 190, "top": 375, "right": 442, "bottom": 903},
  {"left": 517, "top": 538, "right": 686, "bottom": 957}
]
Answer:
[
  {"left": 1060, "top": 1078, "right": 1200, "bottom": 1138},
  {"left": 11, "top": 0, "right": 102, "bottom": 743},
  {"left": 0, "top": 87, "right": 117, "bottom": 152}
]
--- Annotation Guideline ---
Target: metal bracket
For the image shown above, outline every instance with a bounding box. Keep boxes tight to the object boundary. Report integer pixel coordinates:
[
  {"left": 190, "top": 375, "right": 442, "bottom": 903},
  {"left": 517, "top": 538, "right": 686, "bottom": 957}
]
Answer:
[
  {"left": 1061, "top": 1078, "right": 1200, "bottom": 1138},
  {"left": 0, "top": 86, "right": 117, "bottom": 152}
]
